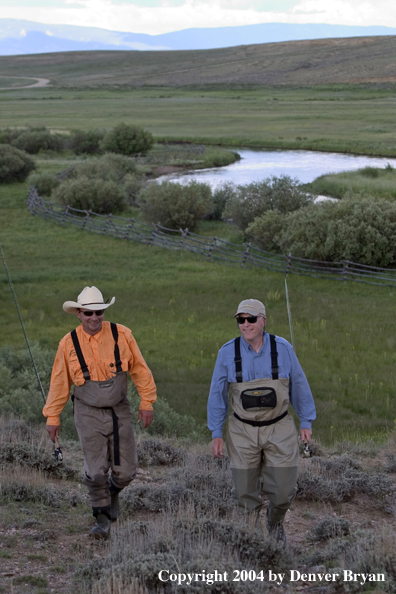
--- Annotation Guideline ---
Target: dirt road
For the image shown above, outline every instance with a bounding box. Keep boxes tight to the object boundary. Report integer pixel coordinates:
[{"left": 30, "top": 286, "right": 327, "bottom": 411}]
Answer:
[{"left": 0, "top": 76, "right": 50, "bottom": 90}]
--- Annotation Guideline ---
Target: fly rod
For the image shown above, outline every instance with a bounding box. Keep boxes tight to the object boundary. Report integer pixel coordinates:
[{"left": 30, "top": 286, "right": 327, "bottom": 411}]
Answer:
[
  {"left": 284, "top": 277, "right": 295, "bottom": 351},
  {"left": 1, "top": 244, "right": 62, "bottom": 461}
]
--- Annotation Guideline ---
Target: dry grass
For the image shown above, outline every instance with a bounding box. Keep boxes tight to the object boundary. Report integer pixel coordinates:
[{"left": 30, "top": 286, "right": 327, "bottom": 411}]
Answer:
[{"left": 1, "top": 418, "right": 396, "bottom": 593}]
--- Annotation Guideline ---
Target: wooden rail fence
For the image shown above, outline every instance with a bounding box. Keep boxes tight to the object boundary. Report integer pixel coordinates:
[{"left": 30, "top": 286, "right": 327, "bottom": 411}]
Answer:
[{"left": 27, "top": 188, "right": 396, "bottom": 288}]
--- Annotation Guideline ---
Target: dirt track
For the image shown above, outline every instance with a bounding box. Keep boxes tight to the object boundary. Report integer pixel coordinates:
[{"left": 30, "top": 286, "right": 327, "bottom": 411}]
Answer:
[{"left": 0, "top": 76, "right": 50, "bottom": 90}]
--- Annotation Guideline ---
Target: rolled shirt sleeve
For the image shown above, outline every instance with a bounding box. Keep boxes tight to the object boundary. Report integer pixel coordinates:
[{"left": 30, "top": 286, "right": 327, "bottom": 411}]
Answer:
[
  {"left": 125, "top": 330, "right": 157, "bottom": 410},
  {"left": 43, "top": 343, "right": 73, "bottom": 426}
]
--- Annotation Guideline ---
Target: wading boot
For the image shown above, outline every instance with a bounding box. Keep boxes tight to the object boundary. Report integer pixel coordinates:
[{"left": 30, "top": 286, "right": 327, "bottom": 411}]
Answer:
[
  {"left": 266, "top": 505, "right": 287, "bottom": 547},
  {"left": 109, "top": 482, "right": 122, "bottom": 522},
  {"left": 90, "top": 507, "right": 111, "bottom": 539}
]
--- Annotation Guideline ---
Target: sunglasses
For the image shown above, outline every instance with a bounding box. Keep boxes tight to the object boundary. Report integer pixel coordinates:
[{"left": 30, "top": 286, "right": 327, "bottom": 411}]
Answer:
[
  {"left": 82, "top": 309, "right": 105, "bottom": 317},
  {"left": 236, "top": 315, "right": 258, "bottom": 325}
]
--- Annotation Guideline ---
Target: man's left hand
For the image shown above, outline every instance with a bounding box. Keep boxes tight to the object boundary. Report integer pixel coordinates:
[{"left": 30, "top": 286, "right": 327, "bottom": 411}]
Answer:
[
  {"left": 138, "top": 409, "right": 154, "bottom": 428},
  {"left": 300, "top": 428, "right": 312, "bottom": 443}
]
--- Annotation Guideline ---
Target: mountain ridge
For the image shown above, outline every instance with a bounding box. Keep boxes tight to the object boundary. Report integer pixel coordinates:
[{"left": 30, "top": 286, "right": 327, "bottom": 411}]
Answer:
[{"left": 1, "top": 18, "right": 396, "bottom": 55}]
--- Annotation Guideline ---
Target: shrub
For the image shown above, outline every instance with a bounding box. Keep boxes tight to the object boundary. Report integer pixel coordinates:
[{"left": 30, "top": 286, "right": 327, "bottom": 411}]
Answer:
[
  {"left": 225, "top": 175, "right": 311, "bottom": 231},
  {"left": 53, "top": 176, "right": 127, "bottom": 214},
  {"left": 129, "top": 387, "right": 206, "bottom": 441},
  {"left": 309, "top": 515, "right": 351, "bottom": 541},
  {"left": 206, "top": 181, "right": 238, "bottom": 220},
  {"left": 137, "top": 437, "right": 185, "bottom": 467},
  {"left": 0, "top": 144, "right": 35, "bottom": 182},
  {"left": 123, "top": 173, "right": 145, "bottom": 205},
  {"left": 69, "top": 153, "right": 137, "bottom": 183},
  {"left": 251, "top": 195, "right": 396, "bottom": 267},
  {"left": 246, "top": 210, "right": 286, "bottom": 252},
  {"left": 139, "top": 180, "right": 213, "bottom": 231},
  {"left": 27, "top": 172, "right": 60, "bottom": 196},
  {"left": 297, "top": 456, "right": 395, "bottom": 503},
  {"left": 67, "top": 128, "right": 105, "bottom": 155},
  {"left": 11, "top": 126, "right": 63, "bottom": 154},
  {"left": 101, "top": 122, "right": 154, "bottom": 156}
]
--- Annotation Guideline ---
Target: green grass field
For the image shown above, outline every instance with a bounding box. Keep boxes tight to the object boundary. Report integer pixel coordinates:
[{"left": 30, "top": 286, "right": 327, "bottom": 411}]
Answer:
[
  {"left": 308, "top": 165, "right": 396, "bottom": 199},
  {"left": 1, "top": 85, "right": 396, "bottom": 156},
  {"left": 2, "top": 174, "right": 396, "bottom": 446},
  {"left": 2, "top": 42, "right": 396, "bottom": 445}
]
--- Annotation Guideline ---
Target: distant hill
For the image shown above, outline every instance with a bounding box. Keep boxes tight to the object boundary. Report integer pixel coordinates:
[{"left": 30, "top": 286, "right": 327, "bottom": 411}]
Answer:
[
  {"left": 1, "top": 35, "right": 396, "bottom": 88},
  {"left": 1, "top": 18, "right": 396, "bottom": 55}
]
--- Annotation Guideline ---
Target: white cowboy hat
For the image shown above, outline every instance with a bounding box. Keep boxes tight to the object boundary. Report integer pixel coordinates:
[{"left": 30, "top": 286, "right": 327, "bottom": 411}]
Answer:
[{"left": 63, "top": 286, "right": 115, "bottom": 314}]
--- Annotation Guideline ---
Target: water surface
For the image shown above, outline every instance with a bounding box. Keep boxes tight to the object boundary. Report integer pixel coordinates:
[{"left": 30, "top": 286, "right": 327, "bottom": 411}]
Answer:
[{"left": 158, "top": 148, "right": 396, "bottom": 187}]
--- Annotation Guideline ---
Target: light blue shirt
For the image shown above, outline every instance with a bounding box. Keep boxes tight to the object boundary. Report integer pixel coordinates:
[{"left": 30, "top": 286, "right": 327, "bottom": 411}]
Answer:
[{"left": 207, "top": 332, "right": 316, "bottom": 439}]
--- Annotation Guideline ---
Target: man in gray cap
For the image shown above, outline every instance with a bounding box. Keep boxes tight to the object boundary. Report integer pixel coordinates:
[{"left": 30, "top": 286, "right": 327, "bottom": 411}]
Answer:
[
  {"left": 43, "top": 286, "right": 157, "bottom": 539},
  {"left": 207, "top": 298, "right": 315, "bottom": 545}
]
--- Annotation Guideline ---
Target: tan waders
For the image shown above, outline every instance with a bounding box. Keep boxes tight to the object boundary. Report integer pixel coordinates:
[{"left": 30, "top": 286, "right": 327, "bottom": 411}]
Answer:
[
  {"left": 71, "top": 323, "right": 137, "bottom": 538},
  {"left": 226, "top": 335, "right": 299, "bottom": 532}
]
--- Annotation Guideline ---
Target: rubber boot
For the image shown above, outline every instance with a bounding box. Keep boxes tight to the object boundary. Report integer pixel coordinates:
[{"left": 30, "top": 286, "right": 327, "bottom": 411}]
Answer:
[
  {"left": 109, "top": 483, "right": 122, "bottom": 522},
  {"left": 90, "top": 507, "right": 111, "bottom": 539}
]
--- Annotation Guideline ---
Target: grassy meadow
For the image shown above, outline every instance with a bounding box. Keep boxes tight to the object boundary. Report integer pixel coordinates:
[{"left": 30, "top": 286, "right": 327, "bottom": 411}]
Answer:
[
  {"left": 1, "top": 85, "right": 396, "bottom": 156},
  {"left": 308, "top": 164, "right": 396, "bottom": 199},
  {"left": 2, "top": 171, "right": 396, "bottom": 446},
  {"left": 2, "top": 43, "right": 396, "bottom": 594},
  {"left": 2, "top": 46, "right": 396, "bottom": 446}
]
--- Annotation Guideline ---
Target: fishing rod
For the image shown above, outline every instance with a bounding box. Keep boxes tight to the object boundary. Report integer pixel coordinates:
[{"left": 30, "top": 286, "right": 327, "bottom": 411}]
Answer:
[
  {"left": 284, "top": 277, "right": 295, "bottom": 351},
  {"left": 284, "top": 276, "right": 311, "bottom": 457},
  {"left": 1, "top": 244, "right": 62, "bottom": 461}
]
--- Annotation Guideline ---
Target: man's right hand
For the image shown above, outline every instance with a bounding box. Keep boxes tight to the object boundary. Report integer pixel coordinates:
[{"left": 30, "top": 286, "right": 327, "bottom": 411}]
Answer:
[
  {"left": 46, "top": 425, "right": 60, "bottom": 443},
  {"left": 211, "top": 437, "right": 223, "bottom": 459}
]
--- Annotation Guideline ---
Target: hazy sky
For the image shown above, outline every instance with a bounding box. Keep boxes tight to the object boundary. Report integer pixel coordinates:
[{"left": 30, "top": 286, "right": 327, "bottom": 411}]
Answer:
[{"left": 1, "top": 0, "right": 395, "bottom": 35}]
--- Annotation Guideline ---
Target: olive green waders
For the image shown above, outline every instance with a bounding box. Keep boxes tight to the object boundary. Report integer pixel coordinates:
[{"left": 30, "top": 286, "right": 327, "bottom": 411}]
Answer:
[
  {"left": 71, "top": 324, "right": 137, "bottom": 518},
  {"left": 226, "top": 335, "right": 299, "bottom": 525}
]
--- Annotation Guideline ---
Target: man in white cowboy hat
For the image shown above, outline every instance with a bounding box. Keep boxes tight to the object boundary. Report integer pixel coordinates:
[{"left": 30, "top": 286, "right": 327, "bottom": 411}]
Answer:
[
  {"left": 43, "top": 286, "right": 157, "bottom": 539},
  {"left": 207, "top": 298, "right": 315, "bottom": 546}
]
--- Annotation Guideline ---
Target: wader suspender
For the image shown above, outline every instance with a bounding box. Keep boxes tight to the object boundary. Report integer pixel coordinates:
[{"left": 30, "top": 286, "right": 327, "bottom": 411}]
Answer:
[
  {"left": 233, "top": 334, "right": 288, "bottom": 427},
  {"left": 71, "top": 323, "right": 122, "bottom": 465}
]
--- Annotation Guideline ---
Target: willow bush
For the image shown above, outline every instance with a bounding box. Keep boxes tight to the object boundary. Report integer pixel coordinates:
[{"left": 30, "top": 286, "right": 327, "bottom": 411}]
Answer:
[
  {"left": 225, "top": 175, "right": 312, "bottom": 231},
  {"left": 248, "top": 194, "right": 396, "bottom": 267},
  {"left": 139, "top": 180, "right": 213, "bottom": 231}
]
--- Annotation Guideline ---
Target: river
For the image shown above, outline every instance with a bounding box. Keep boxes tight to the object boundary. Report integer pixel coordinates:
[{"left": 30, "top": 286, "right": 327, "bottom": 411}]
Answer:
[{"left": 157, "top": 148, "right": 396, "bottom": 188}]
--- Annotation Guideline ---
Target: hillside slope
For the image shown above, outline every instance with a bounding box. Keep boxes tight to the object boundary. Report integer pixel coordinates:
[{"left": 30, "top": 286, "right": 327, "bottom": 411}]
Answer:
[{"left": 1, "top": 36, "right": 396, "bottom": 87}]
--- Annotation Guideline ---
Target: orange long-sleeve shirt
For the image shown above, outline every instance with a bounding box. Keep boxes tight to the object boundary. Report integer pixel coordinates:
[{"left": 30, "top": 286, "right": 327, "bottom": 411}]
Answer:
[{"left": 43, "top": 321, "right": 157, "bottom": 426}]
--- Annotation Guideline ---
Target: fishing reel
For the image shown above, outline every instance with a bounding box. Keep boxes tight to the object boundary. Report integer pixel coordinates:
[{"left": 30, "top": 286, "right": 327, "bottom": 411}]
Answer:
[
  {"left": 53, "top": 437, "right": 63, "bottom": 462},
  {"left": 302, "top": 442, "right": 312, "bottom": 458}
]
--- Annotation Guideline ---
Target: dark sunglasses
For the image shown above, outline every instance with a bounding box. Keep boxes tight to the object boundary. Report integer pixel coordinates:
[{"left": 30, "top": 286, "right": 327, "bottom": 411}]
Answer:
[
  {"left": 82, "top": 309, "right": 105, "bottom": 317},
  {"left": 236, "top": 315, "right": 258, "bottom": 325}
]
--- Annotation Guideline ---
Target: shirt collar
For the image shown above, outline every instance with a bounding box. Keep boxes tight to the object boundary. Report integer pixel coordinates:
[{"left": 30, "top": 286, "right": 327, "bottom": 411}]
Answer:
[
  {"left": 240, "top": 331, "right": 266, "bottom": 353},
  {"left": 79, "top": 325, "right": 104, "bottom": 343}
]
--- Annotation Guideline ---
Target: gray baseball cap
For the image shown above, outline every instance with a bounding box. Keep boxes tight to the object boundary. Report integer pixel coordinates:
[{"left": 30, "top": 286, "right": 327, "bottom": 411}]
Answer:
[{"left": 234, "top": 299, "right": 266, "bottom": 318}]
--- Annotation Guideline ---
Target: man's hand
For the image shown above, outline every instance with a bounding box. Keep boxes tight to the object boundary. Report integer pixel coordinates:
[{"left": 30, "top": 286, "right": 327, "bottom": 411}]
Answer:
[
  {"left": 138, "top": 409, "right": 154, "bottom": 429},
  {"left": 211, "top": 437, "right": 223, "bottom": 459},
  {"left": 46, "top": 425, "right": 60, "bottom": 443},
  {"left": 300, "top": 428, "right": 312, "bottom": 443}
]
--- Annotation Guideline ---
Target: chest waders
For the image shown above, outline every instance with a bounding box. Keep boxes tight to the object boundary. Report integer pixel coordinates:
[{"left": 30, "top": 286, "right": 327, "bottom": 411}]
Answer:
[
  {"left": 71, "top": 323, "right": 137, "bottom": 514},
  {"left": 225, "top": 335, "right": 299, "bottom": 524}
]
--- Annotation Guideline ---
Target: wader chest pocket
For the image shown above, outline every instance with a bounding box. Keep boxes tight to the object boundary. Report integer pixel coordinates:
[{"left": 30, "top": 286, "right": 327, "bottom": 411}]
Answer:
[{"left": 241, "top": 387, "right": 277, "bottom": 410}]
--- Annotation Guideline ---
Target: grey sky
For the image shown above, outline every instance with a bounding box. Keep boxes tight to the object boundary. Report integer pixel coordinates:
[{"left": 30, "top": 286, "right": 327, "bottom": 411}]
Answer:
[{"left": 0, "top": 0, "right": 394, "bottom": 35}]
